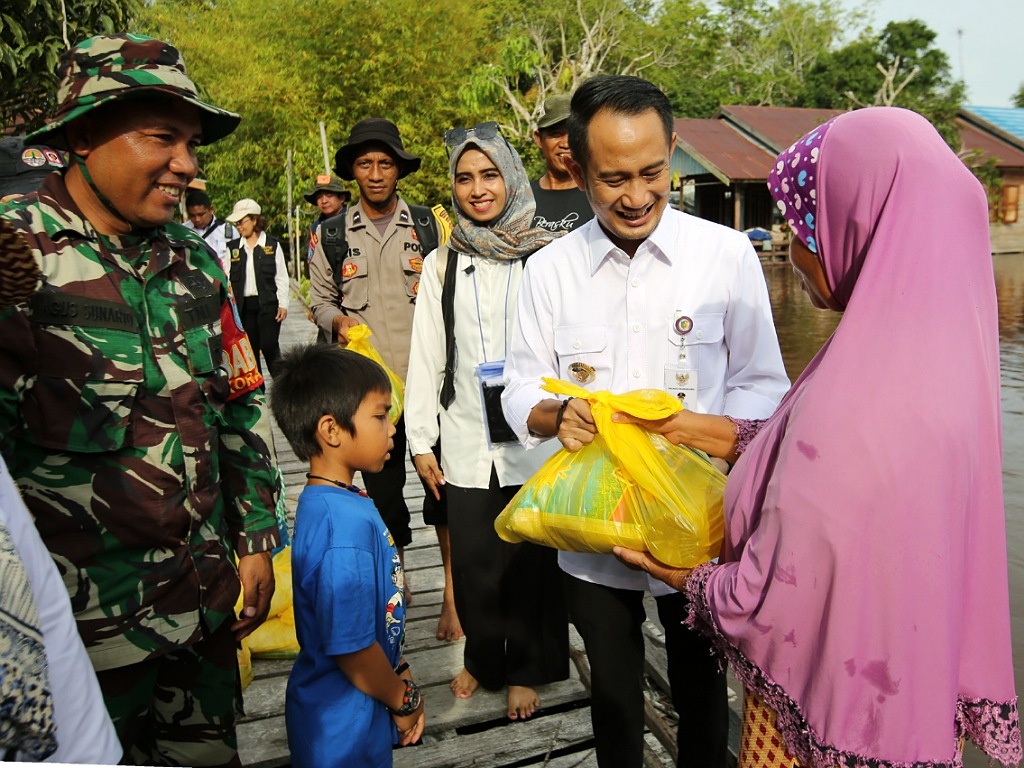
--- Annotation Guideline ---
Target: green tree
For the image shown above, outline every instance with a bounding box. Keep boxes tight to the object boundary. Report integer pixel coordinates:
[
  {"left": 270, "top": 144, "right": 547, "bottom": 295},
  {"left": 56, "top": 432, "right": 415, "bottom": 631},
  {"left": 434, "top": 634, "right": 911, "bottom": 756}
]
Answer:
[
  {"left": 138, "top": 0, "right": 493, "bottom": 236},
  {"left": 800, "top": 19, "right": 965, "bottom": 144},
  {"left": 1, "top": 0, "right": 140, "bottom": 133},
  {"left": 1013, "top": 83, "right": 1024, "bottom": 108}
]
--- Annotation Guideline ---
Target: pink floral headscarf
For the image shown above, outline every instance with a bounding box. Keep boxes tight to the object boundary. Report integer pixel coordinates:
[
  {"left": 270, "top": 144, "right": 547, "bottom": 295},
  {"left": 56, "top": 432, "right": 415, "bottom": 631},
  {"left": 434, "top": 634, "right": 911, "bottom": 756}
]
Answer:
[{"left": 768, "top": 119, "right": 835, "bottom": 254}]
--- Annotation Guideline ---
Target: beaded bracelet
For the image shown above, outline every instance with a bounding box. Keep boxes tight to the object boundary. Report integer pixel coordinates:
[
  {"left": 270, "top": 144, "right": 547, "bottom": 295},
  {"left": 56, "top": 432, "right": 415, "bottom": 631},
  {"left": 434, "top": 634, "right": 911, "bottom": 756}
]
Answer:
[{"left": 555, "top": 397, "right": 575, "bottom": 433}]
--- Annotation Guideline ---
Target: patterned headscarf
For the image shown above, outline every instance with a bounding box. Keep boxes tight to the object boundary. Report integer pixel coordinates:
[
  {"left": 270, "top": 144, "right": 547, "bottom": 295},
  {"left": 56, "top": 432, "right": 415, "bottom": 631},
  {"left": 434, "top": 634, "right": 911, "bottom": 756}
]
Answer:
[
  {"left": 446, "top": 131, "right": 557, "bottom": 260},
  {"left": 767, "top": 118, "right": 836, "bottom": 254}
]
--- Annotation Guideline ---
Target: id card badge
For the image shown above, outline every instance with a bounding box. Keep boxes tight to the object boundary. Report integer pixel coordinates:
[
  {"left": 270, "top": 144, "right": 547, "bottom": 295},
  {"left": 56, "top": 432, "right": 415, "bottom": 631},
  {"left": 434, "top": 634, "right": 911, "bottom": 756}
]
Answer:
[
  {"left": 475, "top": 360, "right": 518, "bottom": 449},
  {"left": 665, "top": 365, "right": 698, "bottom": 409}
]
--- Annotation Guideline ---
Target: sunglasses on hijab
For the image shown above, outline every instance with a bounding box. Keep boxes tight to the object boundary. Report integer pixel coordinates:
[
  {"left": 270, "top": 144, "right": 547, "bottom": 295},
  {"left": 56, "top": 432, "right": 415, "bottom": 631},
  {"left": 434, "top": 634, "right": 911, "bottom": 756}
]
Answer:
[{"left": 443, "top": 122, "right": 502, "bottom": 151}]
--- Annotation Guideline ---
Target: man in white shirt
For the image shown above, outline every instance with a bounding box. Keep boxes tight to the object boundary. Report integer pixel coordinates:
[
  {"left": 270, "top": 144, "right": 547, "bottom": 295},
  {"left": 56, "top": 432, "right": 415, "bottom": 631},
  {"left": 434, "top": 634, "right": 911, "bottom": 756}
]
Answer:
[
  {"left": 502, "top": 75, "right": 790, "bottom": 767},
  {"left": 183, "top": 188, "right": 237, "bottom": 272}
]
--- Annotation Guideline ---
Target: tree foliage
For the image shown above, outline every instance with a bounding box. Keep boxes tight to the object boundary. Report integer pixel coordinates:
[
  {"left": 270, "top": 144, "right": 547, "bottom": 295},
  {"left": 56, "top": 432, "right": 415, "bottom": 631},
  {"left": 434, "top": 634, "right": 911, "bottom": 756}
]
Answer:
[
  {"left": 1, "top": 0, "right": 140, "bottom": 133},
  {"left": 1014, "top": 84, "right": 1024, "bottom": 109}
]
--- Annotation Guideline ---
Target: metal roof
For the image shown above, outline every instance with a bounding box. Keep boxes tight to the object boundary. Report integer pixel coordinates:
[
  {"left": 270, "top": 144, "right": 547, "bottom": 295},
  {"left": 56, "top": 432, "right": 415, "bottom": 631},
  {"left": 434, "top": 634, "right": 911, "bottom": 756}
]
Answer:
[
  {"left": 716, "top": 105, "right": 844, "bottom": 153},
  {"left": 955, "top": 117, "right": 1024, "bottom": 169},
  {"left": 673, "top": 118, "right": 777, "bottom": 184},
  {"left": 960, "top": 106, "right": 1024, "bottom": 150}
]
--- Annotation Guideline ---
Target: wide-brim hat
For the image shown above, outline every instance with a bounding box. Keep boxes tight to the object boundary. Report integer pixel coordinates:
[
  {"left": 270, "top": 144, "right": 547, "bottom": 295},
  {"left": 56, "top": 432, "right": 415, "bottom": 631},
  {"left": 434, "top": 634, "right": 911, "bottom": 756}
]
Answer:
[
  {"left": 25, "top": 33, "right": 241, "bottom": 150},
  {"left": 0, "top": 137, "right": 66, "bottom": 198},
  {"left": 303, "top": 173, "right": 350, "bottom": 204},
  {"left": 333, "top": 118, "right": 420, "bottom": 181},
  {"left": 226, "top": 198, "right": 262, "bottom": 223},
  {"left": 536, "top": 94, "right": 571, "bottom": 130}
]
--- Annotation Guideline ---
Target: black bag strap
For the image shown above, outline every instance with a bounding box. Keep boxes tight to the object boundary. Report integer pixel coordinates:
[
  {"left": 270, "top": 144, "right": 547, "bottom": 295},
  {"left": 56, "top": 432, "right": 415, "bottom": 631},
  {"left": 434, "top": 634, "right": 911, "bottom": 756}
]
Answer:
[
  {"left": 408, "top": 204, "right": 440, "bottom": 256},
  {"left": 201, "top": 217, "right": 223, "bottom": 240},
  {"left": 320, "top": 213, "right": 348, "bottom": 288},
  {"left": 439, "top": 245, "right": 460, "bottom": 409}
]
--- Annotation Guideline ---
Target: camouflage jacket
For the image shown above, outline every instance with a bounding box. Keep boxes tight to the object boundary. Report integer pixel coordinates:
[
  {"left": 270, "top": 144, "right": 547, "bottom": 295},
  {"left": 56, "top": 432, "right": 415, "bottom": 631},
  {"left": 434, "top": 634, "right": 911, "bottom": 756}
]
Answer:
[{"left": 0, "top": 174, "right": 280, "bottom": 671}]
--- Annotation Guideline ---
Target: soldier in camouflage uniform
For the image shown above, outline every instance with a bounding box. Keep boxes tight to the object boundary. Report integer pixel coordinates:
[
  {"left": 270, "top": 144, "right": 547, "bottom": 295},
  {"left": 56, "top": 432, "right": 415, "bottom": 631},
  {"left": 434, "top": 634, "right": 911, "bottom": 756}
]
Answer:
[{"left": 0, "top": 34, "right": 280, "bottom": 767}]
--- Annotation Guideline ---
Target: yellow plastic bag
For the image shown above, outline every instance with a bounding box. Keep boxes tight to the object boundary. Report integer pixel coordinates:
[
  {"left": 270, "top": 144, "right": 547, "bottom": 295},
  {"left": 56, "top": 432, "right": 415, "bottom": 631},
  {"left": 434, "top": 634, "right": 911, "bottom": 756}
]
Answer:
[
  {"left": 235, "top": 546, "right": 300, "bottom": 659},
  {"left": 345, "top": 324, "right": 404, "bottom": 423},
  {"left": 495, "top": 378, "right": 726, "bottom": 568},
  {"left": 237, "top": 639, "right": 253, "bottom": 690}
]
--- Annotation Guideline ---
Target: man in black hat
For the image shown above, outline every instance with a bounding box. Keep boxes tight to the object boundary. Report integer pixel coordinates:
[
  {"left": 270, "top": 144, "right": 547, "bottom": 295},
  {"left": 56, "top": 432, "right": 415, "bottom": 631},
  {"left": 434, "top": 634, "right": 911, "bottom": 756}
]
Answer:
[
  {"left": 308, "top": 118, "right": 462, "bottom": 642},
  {"left": 304, "top": 172, "right": 350, "bottom": 262},
  {"left": 530, "top": 94, "right": 593, "bottom": 235}
]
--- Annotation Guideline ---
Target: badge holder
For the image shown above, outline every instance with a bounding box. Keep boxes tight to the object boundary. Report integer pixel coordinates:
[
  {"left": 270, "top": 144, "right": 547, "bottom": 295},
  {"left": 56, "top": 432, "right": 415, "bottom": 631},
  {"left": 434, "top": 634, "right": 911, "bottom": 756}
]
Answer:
[
  {"left": 666, "top": 313, "right": 698, "bottom": 407},
  {"left": 475, "top": 360, "right": 519, "bottom": 449}
]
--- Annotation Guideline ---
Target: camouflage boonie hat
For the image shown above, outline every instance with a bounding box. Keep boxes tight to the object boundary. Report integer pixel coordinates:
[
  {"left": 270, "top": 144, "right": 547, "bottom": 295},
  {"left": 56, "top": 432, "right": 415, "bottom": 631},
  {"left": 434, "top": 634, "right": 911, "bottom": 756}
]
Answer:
[{"left": 26, "top": 33, "right": 240, "bottom": 149}]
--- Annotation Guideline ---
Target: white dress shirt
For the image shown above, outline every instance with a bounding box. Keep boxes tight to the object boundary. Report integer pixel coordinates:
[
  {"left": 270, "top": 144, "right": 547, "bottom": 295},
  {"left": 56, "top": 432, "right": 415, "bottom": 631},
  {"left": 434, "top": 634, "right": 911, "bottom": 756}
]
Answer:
[
  {"left": 406, "top": 249, "right": 558, "bottom": 490},
  {"left": 241, "top": 231, "right": 290, "bottom": 308},
  {"left": 502, "top": 208, "right": 790, "bottom": 593},
  {"left": 183, "top": 217, "right": 237, "bottom": 273}
]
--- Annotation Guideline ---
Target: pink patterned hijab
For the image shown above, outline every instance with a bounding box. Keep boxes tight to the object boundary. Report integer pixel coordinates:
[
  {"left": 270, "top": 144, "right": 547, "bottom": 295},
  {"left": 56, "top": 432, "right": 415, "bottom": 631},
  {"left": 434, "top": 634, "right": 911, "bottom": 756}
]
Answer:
[{"left": 690, "top": 108, "right": 1020, "bottom": 767}]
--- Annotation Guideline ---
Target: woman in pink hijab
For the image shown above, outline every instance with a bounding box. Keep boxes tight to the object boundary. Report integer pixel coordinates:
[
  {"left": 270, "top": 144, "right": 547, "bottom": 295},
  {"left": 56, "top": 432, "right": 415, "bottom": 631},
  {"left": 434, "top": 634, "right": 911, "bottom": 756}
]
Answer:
[{"left": 616, "top": 107, "right": 1020, "bottom": 768}]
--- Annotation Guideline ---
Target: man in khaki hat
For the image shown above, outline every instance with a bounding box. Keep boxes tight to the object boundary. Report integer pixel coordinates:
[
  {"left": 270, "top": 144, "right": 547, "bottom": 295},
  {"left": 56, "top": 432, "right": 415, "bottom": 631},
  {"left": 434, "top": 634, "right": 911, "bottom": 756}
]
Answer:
[
  {"left": 0, "top": 33, "right": 280, "bottom": 766},
  {"left": 304, "top": 172, "right": 350, "bottom": 262},
  {"left": 309, "top": 117, "right": 463, "bottom": 642},
  {"left": 530, "top": 93, "right": 593, "bottom": 234}
]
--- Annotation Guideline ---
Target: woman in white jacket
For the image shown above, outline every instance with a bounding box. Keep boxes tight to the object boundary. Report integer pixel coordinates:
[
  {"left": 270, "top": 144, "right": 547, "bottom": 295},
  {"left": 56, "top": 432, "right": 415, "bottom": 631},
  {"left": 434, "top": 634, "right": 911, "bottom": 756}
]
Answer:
[{"left": 405, "top": 123, "right": 569, "bottom": 720}]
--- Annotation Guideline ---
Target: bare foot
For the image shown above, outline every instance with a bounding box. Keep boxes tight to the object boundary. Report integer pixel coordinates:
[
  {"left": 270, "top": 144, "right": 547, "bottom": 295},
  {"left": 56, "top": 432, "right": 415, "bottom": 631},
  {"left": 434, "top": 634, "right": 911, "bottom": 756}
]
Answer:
[
  {"left": 507, "top": 685, "right": 540, "bottom": 720},
  {"left": 450, "top": 668, "right": 479, "bottom": 699},
  {"left": 435, "top": 591, "right": 463, "bottom": 641}
]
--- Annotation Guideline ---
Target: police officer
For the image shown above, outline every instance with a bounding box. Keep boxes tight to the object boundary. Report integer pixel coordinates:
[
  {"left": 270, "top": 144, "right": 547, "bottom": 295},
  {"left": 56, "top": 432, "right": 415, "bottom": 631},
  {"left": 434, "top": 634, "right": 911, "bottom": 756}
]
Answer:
[
  {"left": 304, "top": 172, "right": 350, "bottom": 262},
  {"left": 308, "top": 118, "right": 462, "bottom": 641}
]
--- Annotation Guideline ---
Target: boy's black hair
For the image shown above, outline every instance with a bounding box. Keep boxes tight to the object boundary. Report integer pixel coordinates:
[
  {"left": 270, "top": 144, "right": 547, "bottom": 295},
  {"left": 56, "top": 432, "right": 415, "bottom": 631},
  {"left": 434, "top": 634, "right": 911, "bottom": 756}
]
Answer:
[
  {"left": 185, "top": 189, "right": 212, "bottom": 208},
  {"left": 269, "top": 343, "right": 391, "bottom": 462},
  {"left": 567, "top": 75, "right": 674, "bottom": 172}
]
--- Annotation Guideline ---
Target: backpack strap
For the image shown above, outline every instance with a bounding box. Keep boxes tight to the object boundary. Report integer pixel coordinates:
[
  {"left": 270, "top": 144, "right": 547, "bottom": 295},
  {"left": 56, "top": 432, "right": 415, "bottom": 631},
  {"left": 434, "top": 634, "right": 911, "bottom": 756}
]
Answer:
[
  {"left": 320, "top": 212, "right": 348, "bottom": 288},
  {"left": 438, "top": 244, "right": 460, "bottom": 409}
]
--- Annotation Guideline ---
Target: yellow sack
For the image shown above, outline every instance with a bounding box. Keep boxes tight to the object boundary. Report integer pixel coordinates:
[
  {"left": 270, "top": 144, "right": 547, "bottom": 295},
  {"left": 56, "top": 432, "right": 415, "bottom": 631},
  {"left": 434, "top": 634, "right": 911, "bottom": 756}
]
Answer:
[
  {"left": 235, "top": 546, "right": 300, "bottom": 659},
  {"left": 237, "top": 639, "right": 253, "bottom": 689},
  {"left": 495, "top": 378, "right": 726, "bottom": 568},
  {"left": 345, "top": 324, "right": 404, "bottom": 423}
]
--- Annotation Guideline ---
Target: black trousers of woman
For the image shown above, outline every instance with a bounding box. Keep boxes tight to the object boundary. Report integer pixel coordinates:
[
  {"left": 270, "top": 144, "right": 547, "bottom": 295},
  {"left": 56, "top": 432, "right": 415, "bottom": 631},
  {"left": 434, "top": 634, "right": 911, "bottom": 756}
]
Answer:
[
  {"left": 239, "top": 297, "right": 281, "bottom": 378},
  {"left": 446, "top": 466, "right": 569, "bottom": 691}
]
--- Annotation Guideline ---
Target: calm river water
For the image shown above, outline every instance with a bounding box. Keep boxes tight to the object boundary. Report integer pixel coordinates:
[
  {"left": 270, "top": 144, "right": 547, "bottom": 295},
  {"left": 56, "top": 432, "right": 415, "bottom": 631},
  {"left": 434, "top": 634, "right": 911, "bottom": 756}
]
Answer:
[{"left": 763, "top": 254, "right": 1024, "bottom": 765}]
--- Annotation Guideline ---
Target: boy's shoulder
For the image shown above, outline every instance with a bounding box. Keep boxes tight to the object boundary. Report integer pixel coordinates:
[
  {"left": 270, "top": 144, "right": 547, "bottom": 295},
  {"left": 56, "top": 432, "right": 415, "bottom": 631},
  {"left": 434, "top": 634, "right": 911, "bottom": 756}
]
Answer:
[{"left": 294, "top": 486, "right": 384, "bottom": 549}]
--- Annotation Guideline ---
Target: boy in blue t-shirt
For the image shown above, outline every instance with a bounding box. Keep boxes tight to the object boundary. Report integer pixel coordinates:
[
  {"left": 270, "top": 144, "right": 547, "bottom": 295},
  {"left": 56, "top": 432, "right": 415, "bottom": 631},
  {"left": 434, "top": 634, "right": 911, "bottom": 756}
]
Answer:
[{"left": 271, "top": 344, "right": 425, "bottom": 767}]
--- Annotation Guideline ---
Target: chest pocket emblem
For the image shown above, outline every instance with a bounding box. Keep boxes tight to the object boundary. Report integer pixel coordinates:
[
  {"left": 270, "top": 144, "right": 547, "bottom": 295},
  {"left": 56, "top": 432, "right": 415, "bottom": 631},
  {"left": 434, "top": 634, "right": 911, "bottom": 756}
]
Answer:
[
  {"left": 569, "top": 362, "right": 595, "bottom": 384},
  {"left": 342, "top": 262, "right": 359, "bottom": 279}
]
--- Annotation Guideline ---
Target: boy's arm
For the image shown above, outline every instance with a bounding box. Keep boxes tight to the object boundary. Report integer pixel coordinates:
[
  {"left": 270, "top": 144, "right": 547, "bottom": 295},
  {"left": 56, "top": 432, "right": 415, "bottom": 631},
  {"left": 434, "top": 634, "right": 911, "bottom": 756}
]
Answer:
[{"left": 335, "top": 644, "right": 425, "bottom": 744}]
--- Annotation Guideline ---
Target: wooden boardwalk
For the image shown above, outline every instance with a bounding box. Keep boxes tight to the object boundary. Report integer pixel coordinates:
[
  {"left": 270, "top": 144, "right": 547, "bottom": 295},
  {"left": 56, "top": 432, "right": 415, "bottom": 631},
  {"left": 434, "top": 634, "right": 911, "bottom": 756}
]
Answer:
[{"left": 237, "top": 293, "right": 741, "bottom": 767}]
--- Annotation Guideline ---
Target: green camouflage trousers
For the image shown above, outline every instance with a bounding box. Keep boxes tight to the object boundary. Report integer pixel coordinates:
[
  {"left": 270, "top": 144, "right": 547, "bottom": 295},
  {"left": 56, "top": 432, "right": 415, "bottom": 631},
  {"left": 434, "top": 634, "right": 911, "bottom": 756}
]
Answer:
[{"left": 96, "top": 621, "right": 241, "bottom": 767}]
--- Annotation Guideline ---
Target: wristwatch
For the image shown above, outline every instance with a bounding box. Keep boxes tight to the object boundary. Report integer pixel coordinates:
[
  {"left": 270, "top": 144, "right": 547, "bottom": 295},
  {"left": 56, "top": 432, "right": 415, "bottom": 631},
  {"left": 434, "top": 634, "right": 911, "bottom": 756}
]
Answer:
[{"left": 388, "top": 679, "right": 421, "bottom": 717}]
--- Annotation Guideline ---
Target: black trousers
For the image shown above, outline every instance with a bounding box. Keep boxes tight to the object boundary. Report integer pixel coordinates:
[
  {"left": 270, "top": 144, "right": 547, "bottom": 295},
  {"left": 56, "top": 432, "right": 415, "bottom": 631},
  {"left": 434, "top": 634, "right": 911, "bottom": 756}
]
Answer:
[
  {"left": 565, "top": 576, "right": 728, "bottom": 768},
  {"left": 447, "top": 467, "right": 569, "bottom": 691},
  {"left": 239, "top": 298, "right": 281, "bottom": 378}
]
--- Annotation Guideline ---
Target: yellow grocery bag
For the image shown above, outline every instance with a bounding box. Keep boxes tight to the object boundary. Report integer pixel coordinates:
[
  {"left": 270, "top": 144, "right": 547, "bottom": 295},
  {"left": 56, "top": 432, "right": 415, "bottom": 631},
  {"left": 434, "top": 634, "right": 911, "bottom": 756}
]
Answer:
[
  {"left": 495, "top": 378, "right": 726, "bottom": 568},
  {"left": 236, "top": 546, "right": 300, "bottom": 663},
  {"left": 345, "top": 324, "right": 404, "bottom": 423}
]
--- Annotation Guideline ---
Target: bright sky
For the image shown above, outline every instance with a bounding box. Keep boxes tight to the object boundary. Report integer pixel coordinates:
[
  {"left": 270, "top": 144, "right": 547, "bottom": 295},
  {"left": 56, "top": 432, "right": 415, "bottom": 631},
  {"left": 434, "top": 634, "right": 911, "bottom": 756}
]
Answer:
[{"left": 842, "top": 0, "right": 1024, "bottom": 107}]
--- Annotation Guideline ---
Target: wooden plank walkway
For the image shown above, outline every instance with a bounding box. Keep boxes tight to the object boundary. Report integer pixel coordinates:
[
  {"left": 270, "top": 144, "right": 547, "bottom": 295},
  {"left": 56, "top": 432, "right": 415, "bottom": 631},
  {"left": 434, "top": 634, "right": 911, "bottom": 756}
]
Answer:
[{"left": 237, "top": 292, "right": 741, "bottom": 767}]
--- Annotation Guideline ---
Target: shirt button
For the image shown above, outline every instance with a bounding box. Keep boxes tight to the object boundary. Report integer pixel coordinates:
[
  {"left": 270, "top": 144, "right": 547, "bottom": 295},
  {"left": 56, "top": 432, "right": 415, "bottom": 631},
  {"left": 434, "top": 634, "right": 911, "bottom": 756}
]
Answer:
[
  {"left": 632, "top": 369, "right": 641, "bottom": 378},
  {"left": 573, "top": 340, "right": 582, "bottom": 350},
  {"left": 632, "top": 323, "right": 641, "bottom": 333},
  {"left": 696, "top": 330, "right": 704, "bottom": 339},
  {"left": 631, "top": 278, "right": 639, "bottom": 287}
]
